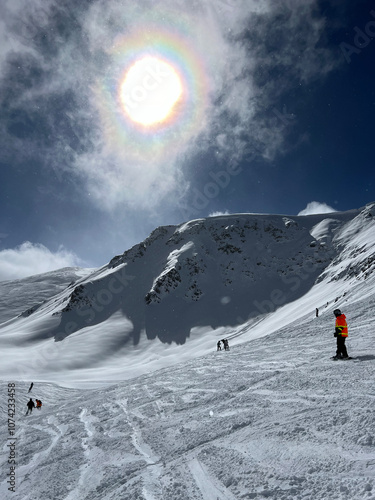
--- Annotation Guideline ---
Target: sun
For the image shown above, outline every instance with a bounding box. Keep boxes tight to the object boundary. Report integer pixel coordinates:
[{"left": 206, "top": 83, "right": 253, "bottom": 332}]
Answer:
[{"left": 120, "top": 56, "right": 183, "bottom": 127}]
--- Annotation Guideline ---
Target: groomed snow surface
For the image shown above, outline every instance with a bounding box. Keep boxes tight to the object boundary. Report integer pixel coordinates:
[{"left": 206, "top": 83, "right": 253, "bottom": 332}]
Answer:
[
  {"left": 1, "top": 295, "right": 375, "bottom": 500},
  {"left": 1, "top": 205, "right": 374, "bottom": 499}
]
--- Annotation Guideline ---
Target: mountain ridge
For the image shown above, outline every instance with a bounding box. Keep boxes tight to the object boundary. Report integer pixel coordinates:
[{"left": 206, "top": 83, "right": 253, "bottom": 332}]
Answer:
[{"left": 0, "top": 202, "right": 374, "bottom": 384}]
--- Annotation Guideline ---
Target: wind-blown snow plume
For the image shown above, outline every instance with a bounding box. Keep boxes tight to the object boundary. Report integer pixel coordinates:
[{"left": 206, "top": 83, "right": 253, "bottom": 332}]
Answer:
[
  {"left": 0, "top": 242, "right": 82, "bottom": 281},
  {"left": 298, "top": 201, "right": 338, "bottom": 216}
]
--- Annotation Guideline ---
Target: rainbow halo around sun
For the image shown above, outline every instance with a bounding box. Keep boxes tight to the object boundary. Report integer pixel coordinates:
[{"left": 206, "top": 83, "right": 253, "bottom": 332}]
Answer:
[
  {"left": 95, "top": 25, "right": 209, "bottom": 166},
  {"left": 120, "top": 56, "right": 183, "bottom": 127}
]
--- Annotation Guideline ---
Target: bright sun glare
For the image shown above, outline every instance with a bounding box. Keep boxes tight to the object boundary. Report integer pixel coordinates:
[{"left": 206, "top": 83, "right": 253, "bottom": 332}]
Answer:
[{"left": 120, "top": 56, "right": 183, "bottom": 127}]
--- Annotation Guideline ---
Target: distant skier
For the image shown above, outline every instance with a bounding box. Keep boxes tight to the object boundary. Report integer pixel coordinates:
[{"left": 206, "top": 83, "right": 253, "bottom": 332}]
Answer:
[
  {"left": 332, "top": 309, "right": 350, "bottom": 359},
  {"left": 217, "top": 341, "right": 222, "bottom": 351},
  {"left": 222, "top": 339, "right": 230, "bottom": 351},
  {"left": 36, "top": 399, "right": 42, "bottom": 410},
  {"left": 26, "top": 398, "right": 35, "bottom": 415},
  {"left": 316, "top": 308, "right": 319, "bottom": 317},
  {"left": 28, "top": 382, "right": 34, "bottom": 393}
]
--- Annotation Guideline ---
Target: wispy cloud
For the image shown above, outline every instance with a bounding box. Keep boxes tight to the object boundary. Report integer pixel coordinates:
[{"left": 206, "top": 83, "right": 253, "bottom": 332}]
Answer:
[
  {"left": 0, "top": 242, "right": 83, "bottom": 281},
  {"left": 298, "top": 201, "right": 338, "bottom": 216},
  {"left": 0, "top": 0, "right": 339, "bottom": 212}
]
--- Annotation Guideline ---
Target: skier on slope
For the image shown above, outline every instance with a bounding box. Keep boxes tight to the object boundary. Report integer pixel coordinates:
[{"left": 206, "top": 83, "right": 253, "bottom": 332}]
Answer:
[
  {"left": 332, "top": 309, "right": 350, "bottom": 360},
  {"left": 26, "top": 398, "right": 35, "bottom": 415},
  {"left": 222, "top": 339, "right": 230, "bottom": 351}
]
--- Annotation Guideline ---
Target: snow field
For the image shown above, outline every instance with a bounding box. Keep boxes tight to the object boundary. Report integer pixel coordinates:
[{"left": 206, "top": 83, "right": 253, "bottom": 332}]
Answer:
[
  {"left": 1, "top": 295, "right": 375, "bottom": 500},
  {"left": 1, "top": 204, "right": 374, "bottom": 499}
]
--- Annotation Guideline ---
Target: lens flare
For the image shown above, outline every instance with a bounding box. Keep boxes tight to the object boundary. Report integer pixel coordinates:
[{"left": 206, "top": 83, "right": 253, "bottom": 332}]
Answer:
[{"left": 120, "top": 56, "right": 183, "bottom": 127}]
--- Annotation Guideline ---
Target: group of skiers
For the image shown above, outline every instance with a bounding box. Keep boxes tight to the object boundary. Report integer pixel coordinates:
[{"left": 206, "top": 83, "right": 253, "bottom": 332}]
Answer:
[
  {"left": 26, "top": 382, "right": 43, "bottom": 415},
  {"left": 23, "top": 311, "right": 351, "bottom": 417},
  {"left": 217, "top": 339, "right": 230, "bottom": 351}
]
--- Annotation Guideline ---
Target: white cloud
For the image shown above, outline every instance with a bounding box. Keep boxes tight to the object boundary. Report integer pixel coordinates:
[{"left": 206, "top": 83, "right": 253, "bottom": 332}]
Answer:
[
  {"left": 298, "top": 201, "right": 337, "bottom": 216},
  {"left": 0, "top": 0, "right": 339, "bottom": 212},
  {"left": 0, "top": 242, "right": 83, "bottom": 281}
]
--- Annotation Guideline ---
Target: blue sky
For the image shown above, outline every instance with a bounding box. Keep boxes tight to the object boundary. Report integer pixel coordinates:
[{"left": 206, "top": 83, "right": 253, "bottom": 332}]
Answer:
[{"left": 0, "top": 0, "right": 374, "bottom": 280}]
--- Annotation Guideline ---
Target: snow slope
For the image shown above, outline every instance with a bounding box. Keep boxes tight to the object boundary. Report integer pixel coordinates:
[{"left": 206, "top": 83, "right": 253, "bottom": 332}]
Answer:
[
  {"left": 0, "top": 203, "right": 374, "bottom": 385},
  {"left": 0, "top": 267, "right": 92, "bottom": 324},
  {"left": 1, "top": 286, "right": 375, "bottom": 500},
  {"left": 0, "top": 203, "right": 375, "bottom": 499}
]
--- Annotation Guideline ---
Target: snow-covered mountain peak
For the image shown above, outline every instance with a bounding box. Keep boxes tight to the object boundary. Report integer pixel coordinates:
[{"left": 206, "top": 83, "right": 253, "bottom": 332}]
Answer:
[{"left": 0, "top": 204, "right": 374, "bottom": 384}]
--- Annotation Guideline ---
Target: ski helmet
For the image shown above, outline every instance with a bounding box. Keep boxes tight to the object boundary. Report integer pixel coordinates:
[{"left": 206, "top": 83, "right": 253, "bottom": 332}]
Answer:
[{"left": 333, "top": 309, "right": 341, "bottom": 316}]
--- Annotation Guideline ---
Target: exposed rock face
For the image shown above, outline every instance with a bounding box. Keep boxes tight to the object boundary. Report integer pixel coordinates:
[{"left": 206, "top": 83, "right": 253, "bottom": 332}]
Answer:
[{"left": 6, "top": 203, "right": 375, "bottom": 345}]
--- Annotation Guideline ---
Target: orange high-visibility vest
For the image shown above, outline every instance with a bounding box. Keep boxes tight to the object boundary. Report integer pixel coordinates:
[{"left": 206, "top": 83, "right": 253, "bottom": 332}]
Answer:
[{"left": 336, "top": 314, "right": 348, "bottom": 337}]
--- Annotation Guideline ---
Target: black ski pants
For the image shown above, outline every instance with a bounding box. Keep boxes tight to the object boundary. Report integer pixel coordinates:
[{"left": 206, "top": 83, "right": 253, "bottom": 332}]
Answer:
[{"left": 336, "top": 335, "right": 348, "bottom": 358}]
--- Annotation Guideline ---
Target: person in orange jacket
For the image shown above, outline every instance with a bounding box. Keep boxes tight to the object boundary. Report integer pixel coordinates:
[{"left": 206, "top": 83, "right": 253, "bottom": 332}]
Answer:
[{"left": 333, "top": 309, "right": 350, "bottom": 359}]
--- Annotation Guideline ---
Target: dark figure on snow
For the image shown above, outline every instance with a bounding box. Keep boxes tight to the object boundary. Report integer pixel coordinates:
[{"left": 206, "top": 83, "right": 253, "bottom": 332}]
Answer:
[
  {"left": 36, "top": 399, "right": 42, "bottom": 410},
  {"left": 333, "top": 309, "right": 350, "bottom": 359},
  {"left": 28, "top": 382, "right": 33, "bottom": 393},
  {"left": 217, "top": 341, "right": 222, "bottom": 351},
  {"left": 222, "top": 339, "right": 230, "bottom": 351},
  {"left": 26, "top": 398, "right": 35, "bottom": 415},
  {"left": 316, "top": 308, "right": 319, "bottom": 317}
]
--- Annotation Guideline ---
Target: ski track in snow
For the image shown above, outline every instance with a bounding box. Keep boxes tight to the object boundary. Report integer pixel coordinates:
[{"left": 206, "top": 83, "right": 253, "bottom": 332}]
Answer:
[
  {"left": 1, "top": 296, "right": 375, "bottom": 499},
  {"left": 63, "top": 408, "right": 103, "bottom": 500},
  {"left": 187, "top": 457, "right": 237, "bottom": 500},
  {"left": 117, "top": 398, "right": 164, "bottom": 500},
  {"left": 10, "top": 418, "right": 61, "bottom": 490}
]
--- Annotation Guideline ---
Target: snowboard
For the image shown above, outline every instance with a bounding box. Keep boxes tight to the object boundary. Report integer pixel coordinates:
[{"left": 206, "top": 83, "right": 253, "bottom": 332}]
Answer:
[{"left": 331, "top": 356, "right": 353, "bottom": 361}]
